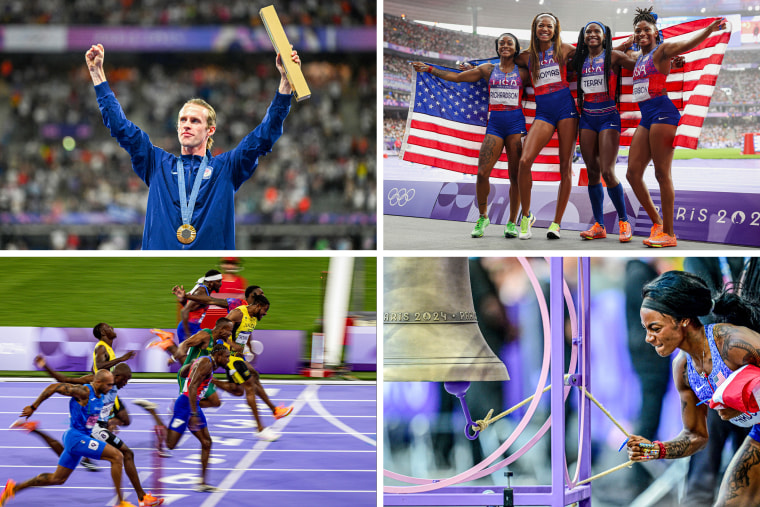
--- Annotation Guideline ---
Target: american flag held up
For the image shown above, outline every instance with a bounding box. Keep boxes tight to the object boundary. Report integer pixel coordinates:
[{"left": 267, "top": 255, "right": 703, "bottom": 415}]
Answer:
[{"left": 400, "top": 17, "right": 732, "bottom": 181}]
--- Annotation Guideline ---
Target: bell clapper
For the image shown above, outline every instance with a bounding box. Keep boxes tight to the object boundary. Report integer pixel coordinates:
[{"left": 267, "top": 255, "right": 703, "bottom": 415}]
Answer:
[{"left": 444, "top": 381, "right": 480, "bottom": 440}]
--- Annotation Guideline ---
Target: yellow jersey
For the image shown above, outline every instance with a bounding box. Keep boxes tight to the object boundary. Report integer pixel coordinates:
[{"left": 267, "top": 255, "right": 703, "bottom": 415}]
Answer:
[
  {"left": 92, "top": 340, "right": 116, "bottom": 373},
  {"left": 231, "top": 304, "right": 259, "bottom": 357}
]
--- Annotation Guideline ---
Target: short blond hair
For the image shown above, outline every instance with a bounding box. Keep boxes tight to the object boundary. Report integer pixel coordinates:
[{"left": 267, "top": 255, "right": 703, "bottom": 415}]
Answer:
[{"left": 181, "top": 98, "right": 217, "bottom": 151}]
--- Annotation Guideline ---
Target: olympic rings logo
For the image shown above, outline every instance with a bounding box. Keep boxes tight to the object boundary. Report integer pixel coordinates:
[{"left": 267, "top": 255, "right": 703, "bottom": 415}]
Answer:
[{"left": 387, "top": 187, "right": 415, "bottom": 207}]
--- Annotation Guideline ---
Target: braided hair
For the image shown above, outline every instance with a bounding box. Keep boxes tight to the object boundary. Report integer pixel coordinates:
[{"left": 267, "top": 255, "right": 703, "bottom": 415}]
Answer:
[
  {"left": 574, "top": 22, "right": 618, "bottom": 113},
  {"left": 633, "top": 6, "right": 662, "bottom": 44},
  {"left": 211, "top": 342, "right": 229, "bottom": 357}
]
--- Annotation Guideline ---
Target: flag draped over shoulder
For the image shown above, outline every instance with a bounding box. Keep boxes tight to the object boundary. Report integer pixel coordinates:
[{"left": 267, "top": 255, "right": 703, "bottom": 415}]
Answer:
[{"left": 401, "top": 17, "right": 730, "bottom": 181}]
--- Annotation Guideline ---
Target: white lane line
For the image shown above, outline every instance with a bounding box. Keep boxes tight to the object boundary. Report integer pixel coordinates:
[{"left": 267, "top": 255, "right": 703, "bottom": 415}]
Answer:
[
  {"left": 306, "top": 389, "right": 377, "bottom": 447},
  {"left": 198, "top": 383, "right": 317, "bottom": 507}
]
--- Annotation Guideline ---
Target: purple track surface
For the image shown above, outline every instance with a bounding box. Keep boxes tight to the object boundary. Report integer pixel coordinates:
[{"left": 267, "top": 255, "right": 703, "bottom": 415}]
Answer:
[{"left": 0, "top": 380, "right": 377, "bottom": 506}]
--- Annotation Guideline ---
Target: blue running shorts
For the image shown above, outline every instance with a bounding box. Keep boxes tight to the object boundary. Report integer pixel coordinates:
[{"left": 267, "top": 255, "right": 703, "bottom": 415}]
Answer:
[
  {"left": 637, "top": 95, "right": 681, "bottom": 130},
  {"left": 534, "top": 88, "right": 578, "bottom": 127},
  {"left": 485, "top": 109, "right": 527, "bottom": 139},
  {"left": 168, "top": 394, "right": 207, "bottom": 435},
  {"left": 580, "top": 101, "right": 621, "bottom": 133},
  {"left": 59, "top": 429, "right": 106, "bottom": 469},
  {"left": 176, "top": 320, "right": 202, "bottom": 343}
]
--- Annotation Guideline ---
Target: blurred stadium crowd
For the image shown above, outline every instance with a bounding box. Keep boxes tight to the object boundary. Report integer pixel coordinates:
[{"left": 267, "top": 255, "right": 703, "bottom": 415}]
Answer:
[
  {"left": 0, "top": 2, "right": 376, "bottom": 250},
  {"left": 384, "top": 14, "right": 492, "bottom": 57},
  {"left": 1, "top": 0, "right": 376, "bottom": 27},
  {"left": 383, "top": 14, "right": 760, "bottom": 151}
]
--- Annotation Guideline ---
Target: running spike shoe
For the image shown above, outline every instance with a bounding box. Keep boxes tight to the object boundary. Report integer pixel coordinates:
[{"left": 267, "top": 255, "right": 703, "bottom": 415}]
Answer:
[
  {"left": 580, "top": 222, "right": 606, "bottom": 240},
  {"left": 471, "top": 216, "right": 490, "bottom": 238}
]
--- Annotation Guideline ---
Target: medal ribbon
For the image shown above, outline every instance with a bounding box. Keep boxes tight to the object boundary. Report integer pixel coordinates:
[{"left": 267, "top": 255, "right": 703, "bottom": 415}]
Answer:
[{"left": 177, "top": 155, "right": 208, "bottom": 228}]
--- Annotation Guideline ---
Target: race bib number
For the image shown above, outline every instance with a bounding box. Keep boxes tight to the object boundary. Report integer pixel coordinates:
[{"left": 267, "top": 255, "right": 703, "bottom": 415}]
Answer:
[
  {"left": 632, "top": 79, "right": 650, "bottom": 102},
  {"left": 235, "top": 331, "right": 251, "bottom": 345},
  {"left": 581, "top": 74, "right": 606, "bottom": 94},
  {"left": 489, "top": 88, "right": 519, "bottom": 107},
  {"left": 100, "top": 402, "right": 114, "bottom": 419},
  {"left": 534, "top": 62, "right": 561, "bottom": 88},
  {"left": 729, "top": 411, "right": 760, "bottom": 428},
  {"left": 88, "top": 439, "right": 99, "bottom": 450},
  {"left": 171, "top": 418, "right": 185, "bottom": 429},
  {"left": 85, "top": 414, "right": 99, "bottom": 429}
]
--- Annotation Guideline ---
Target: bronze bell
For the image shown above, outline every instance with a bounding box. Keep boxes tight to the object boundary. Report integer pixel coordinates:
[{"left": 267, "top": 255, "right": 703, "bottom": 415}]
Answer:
[{"left": 384, "top": 257, "right": 510, "bottom": 382}]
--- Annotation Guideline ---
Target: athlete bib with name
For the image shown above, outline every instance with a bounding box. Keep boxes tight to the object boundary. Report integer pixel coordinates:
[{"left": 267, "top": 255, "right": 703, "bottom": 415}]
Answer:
[
  {"left": 632, "top": 47, "right": 668, "bottom": 103},
  {"left": 531, "top": 48, "right": 567, "bottom": 95},
  {"left": 581, "top": 53, "right": 614, "bottom": 100},
  {"left": 231, "top": 304, "right": 259, "bottom": 355},
  {"left": 488, "top": 65, "right": 523, "bottom": 111}
]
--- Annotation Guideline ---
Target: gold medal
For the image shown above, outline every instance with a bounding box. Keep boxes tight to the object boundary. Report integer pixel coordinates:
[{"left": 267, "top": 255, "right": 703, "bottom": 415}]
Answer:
[{"left": 177, "top": 224, "right": 197, "bottom": 244}]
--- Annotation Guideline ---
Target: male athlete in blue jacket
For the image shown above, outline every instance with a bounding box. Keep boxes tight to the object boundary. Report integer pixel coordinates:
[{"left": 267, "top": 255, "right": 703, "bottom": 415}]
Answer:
[{"left": 86, "top": 43, "right": 299, "bottom": 250}]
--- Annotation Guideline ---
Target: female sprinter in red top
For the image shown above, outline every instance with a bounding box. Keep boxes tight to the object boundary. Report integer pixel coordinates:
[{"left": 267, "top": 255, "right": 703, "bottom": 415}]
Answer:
[
  {"left": 574, "top": 21, "right": 637, "bottom": 242},
  {"left": 513, "top": 12, "right": 577, "bottom": 240},
  {"left": 625, "top": 7, "right": 725, "bottom": 247}
]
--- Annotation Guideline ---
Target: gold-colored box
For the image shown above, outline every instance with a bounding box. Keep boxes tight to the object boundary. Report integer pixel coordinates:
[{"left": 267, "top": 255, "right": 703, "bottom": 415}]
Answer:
[{"left": 260, "top": 5, "right": 311, "bottom": 102}]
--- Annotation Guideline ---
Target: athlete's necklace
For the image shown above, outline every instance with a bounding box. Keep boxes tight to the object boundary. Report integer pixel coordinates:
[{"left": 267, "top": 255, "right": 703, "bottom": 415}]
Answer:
[{"left": 699, "top": 334, "right": 709, "bottom": 380}]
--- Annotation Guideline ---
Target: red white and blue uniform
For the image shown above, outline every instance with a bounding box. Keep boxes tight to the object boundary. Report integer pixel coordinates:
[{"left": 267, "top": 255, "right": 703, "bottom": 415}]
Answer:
[
  {"left": 59, "top": 384, "right": 106, "bottom": 469},
  {"left": 168, "top": 356, "right": 213, "bottom": 434},
  {"left": 176, "top": 284, "right": 212, "bottom": 343},
  {"left": 685, "top": 324, "right": 760, "bottom": 442},
  {"left": 485, "top": 65, "right": 527, "bottom": 139},
  {"left": 632, "top": 47, "right": 681, "bottom": 129},
  {"left": 530, "top": 47, "right": 578, "bottom": 126},
  {"left": 579, "top": 52, "right": 620, "bottom": 133}
]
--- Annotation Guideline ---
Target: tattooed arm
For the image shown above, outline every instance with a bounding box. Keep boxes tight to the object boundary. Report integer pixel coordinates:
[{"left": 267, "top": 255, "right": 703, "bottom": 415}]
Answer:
[
  {"left": 20, "top": 382, "right": 90, "bottom": 418},
  {"left": 716, "top": 323, "right": 760, "bottom": 371},
  {"left": 627, "top": 353, "right": 709, "bottom": 460},
  {"left": 662, "top": 354, "right": 710, "bottom": 458}
]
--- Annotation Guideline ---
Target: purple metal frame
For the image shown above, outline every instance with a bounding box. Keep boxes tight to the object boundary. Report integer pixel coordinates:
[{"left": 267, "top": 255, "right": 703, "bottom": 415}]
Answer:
[{"left": 384, "top": 257, "right": 593, "bottom": 506}]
